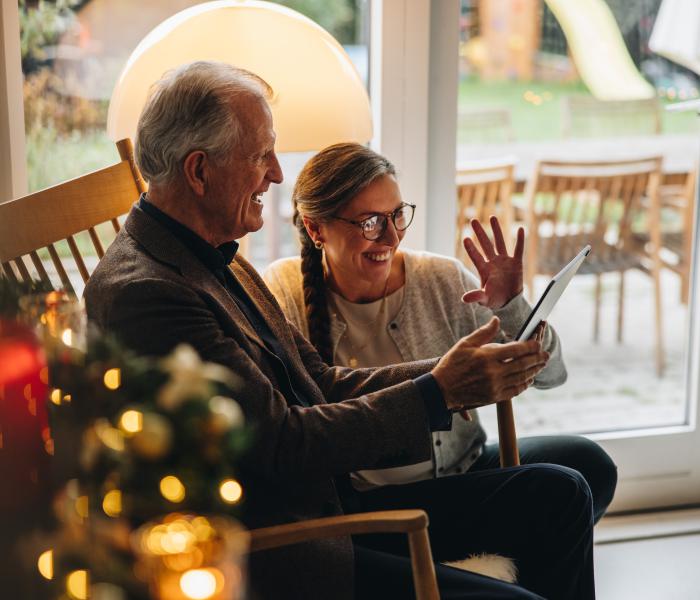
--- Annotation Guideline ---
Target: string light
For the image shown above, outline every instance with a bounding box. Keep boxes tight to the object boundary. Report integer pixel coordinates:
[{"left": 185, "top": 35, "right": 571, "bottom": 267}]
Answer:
[
  {"left": 160, "top": 475, "right": 186, "bottom": 503},
  {"left": 219, "top": 479, "right": 243, "bottom": 504},
  {"left": 119, "top": 410, "right": 143, "bottom": 435},
  {"left": 37, "top": 549, "right": 53, "bottom": 580},
  {"left": 102, "top": 489, "right": 122, "bottom": 517},
  {"left": 103, "top": 368, "right": 121, "bottom": 390},
  {"left": 66, "top": 569, "right": 88, "bottom": 600},
  {"left": 180, "top": 568, "right": 221, "bottom": 600}
]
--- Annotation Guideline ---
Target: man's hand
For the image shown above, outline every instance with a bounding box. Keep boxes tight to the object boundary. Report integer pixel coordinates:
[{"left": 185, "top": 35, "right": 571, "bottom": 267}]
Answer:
[
  {"left": 462, "top": 216, "right": 525, "bottom": 309},
  {"left": 432, "top": 316, "right": 548, "bottom": 412}
]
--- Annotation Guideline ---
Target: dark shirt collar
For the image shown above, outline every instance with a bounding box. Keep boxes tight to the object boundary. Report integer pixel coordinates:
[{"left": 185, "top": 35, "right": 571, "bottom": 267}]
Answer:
[{"left": 138, "top": 194, "right": 238, "bottom": 272}]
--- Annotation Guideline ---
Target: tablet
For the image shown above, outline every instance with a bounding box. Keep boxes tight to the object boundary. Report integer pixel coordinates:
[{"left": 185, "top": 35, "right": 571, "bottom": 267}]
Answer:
[{"left": 515, "top": 245, "right": 592, "bottom": 341}]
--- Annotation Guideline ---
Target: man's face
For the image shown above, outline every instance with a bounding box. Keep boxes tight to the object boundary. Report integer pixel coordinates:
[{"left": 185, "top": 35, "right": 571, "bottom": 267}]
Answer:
[{"left": 206, "top": 93, "right": 283, "bottom": 241}]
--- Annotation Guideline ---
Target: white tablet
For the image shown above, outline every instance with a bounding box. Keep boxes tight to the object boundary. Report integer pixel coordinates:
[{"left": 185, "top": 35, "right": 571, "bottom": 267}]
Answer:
[{"left": 515, "top": 245, "right": 592, "bottom": 342}]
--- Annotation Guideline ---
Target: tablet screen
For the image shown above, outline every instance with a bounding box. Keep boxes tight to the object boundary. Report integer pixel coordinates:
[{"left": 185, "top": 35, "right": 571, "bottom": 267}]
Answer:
[{"left": 515, "top": 245, "right": 591, "bottom": 342}]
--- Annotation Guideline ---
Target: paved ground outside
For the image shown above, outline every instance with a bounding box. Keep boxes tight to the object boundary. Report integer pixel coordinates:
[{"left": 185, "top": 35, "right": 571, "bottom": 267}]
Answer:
[{"left": 478, "top": 268, "right": 691, "bottom": 441}]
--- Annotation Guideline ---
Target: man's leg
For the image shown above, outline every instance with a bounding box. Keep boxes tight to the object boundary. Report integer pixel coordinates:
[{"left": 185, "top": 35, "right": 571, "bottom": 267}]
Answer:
[
  {"left": 354, "top": 544, "right": 545, "bottom": 600},
  {"left": 473, "top": 435, "right": 618, "bottom": 523},
  {"left": 351, "top": 464, "right": 595, "bottom": 600}
]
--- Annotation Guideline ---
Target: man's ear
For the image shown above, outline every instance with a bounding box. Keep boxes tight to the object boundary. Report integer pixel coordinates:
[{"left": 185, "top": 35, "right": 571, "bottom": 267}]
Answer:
[
  {"left": 302, "top": 216, "right": 323, "bottom": 244},
  {"left": 182, "top": 150, "right": 208, "bottom": 196}
]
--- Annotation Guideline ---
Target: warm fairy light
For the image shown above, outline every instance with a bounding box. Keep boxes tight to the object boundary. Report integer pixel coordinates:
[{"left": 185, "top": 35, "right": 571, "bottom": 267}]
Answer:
[
  {"left": 219, "top": 479, "right": 243, "bottom": 504},
  {"left": 61, "top": 328, "right": 73, "bottom": 346},
  {"left": 102, "top": 489, "right": 122, "bottom": 517},
  {"left": 94, "top": 420, "right": 125, "bottom": 452},
  {"left": 75, "top": 495, "right": 89, "bottom": 519},
  {"left": 50, "top": 389, "right": 62, "bottom": 405},
  {"left": 37, "top": 549, "right": 53, "bottom": 580},
  {"left": 180, "top": 568, "right": 221, "bottom": 600},
  {"left": 103, "top": 368, "right": 121, "bottom": 390},
  {"left": 66, "top": 569, "right": 88, "bottom": 600},
  {"left": 119, "top": 410, "right": 143, "bottom": 435},
  {"left": 160, "top": 475, "right": 186, "bottom": 503}
]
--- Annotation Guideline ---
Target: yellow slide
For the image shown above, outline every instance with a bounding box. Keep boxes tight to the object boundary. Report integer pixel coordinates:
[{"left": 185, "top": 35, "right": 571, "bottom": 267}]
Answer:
[{"left": 545, "top": 0, "right": 655, "bottom": 100}]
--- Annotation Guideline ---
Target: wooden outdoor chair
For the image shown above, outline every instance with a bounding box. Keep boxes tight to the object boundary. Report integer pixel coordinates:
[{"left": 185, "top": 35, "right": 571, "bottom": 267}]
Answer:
[
  {"left": 632, "top": 166, "right": 697, "bottom": 304},
  {"left": 455, "top": 157, "right": 517, "bottom": 267},
  {"left": 250, "top": 510, "right": 439, "bottom": 600},
  {"left": 0, "top": 138, "right": 146, "bottom": 296},
  {"left": 524, "top": 156, "right": 665, "bottom": 375},
  {"left": 561, "top": 95, "right": 662, "bottom": 138}
]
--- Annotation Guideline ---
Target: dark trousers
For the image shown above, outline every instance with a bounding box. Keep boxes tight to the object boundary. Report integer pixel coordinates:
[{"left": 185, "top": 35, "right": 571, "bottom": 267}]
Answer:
[
  {"left": 472, "top": 435, "right": 618, "bottom": 524},
  {"left": 351, "top": 462, "right": 595, "bottom": 599}
]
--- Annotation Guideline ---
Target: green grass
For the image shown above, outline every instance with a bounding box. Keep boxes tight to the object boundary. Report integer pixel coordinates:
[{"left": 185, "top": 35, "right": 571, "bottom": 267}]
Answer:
[{"left": 458, "top": 77, "right": 700, "bottom": 142}]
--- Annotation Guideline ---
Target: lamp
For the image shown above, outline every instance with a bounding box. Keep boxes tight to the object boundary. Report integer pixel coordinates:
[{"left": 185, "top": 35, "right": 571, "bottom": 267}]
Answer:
[{"left": 106, "top": 0, "right": 372, "bottom": 152}]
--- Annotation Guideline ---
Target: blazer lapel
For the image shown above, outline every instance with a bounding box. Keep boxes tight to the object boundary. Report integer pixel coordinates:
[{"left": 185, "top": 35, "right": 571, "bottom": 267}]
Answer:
[{"left": 123, "top": 206, "right": 267, "bottom": 350}]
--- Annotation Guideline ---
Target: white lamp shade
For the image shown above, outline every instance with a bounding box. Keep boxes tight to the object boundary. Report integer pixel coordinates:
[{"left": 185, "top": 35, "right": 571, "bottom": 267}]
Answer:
[{"left": 107, "top": 0, "right": 372, "bottom": 152}]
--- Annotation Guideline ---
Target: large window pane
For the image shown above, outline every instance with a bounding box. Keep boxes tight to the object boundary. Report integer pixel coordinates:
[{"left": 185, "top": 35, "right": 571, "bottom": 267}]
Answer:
[
  {"left": 456, "top": 0, "right": 699, "bottom": 437},
  {"left": 19, "top": 0, "right": 369, "bottom": 272}
]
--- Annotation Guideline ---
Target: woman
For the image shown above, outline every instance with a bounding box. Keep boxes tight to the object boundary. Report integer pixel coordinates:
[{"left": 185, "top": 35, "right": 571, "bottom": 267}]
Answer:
[{"left": 264, "top": 142, "right": 616, "bottom": 523}]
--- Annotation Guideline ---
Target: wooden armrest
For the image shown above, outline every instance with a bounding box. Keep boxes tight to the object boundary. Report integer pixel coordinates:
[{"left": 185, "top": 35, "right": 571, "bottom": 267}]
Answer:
[
  {"left": 249, "top": 509, "right": 428, "bottom": 552},
  {"left": 249, "top": 510, "right": 439, "bottom": 600}
]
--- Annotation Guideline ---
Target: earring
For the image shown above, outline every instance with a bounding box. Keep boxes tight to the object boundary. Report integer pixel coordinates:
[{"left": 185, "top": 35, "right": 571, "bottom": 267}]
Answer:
[{"left": 314, "top": 240, "right": 324, "bottom": 250}]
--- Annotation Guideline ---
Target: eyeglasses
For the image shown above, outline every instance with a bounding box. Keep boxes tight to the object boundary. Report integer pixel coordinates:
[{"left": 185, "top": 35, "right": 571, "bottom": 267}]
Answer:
[{"left": 332, "top": 203, "right": 416, "bottom": 241}]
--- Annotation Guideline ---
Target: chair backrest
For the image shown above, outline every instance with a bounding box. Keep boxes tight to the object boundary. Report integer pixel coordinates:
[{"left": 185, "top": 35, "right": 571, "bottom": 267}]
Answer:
[
  {"left": 458, "top": 108, "right": 515, "bottom": 144},
  {"left": 455, "top": 158, "right": 516, "bottom": 261},
  {"left": 561, "top": 95, "right": 661, "bottom": 138},
  {"left": 0, "top": 139, "right": 146, "bottom": 297},
  {"left": 524, "top": 156, "right": 663, "bottom": 278}
]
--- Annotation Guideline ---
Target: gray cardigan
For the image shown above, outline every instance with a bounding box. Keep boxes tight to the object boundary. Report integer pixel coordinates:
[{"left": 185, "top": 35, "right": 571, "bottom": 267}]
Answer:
[{"left": 264, "top": 249, "right": 567, "bottom": 477}]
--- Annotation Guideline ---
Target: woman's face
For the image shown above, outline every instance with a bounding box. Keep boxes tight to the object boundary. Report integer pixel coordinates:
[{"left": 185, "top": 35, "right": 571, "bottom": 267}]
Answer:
[{"left": 316, "top": 174, "right": 406, "bottom": 295}]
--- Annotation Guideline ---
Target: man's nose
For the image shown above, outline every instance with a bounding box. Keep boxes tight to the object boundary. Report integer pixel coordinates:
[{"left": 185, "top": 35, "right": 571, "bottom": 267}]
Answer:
[{"left": 267, "top": 152, "right": 284, "bottom": 184}]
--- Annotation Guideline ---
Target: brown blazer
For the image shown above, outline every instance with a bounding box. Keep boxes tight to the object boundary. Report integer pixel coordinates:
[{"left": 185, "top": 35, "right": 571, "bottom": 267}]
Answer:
[{"left": 85, "top": 205, "right": 437, "bottom": 599}]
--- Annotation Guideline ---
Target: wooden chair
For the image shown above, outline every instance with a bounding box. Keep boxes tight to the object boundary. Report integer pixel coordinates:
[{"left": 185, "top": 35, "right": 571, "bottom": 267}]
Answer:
[
  {"left": 632, "top": 166, "right": 697, "bottom": 304},
  {"left": 0, "top": 138, "right": 146, "bottom": 296},
  {"left": 455, "top": 157, "right": 517, "bottom": 266},
  {"left": 0, "top": 143, "right": 440, "bottom": 596},
  {"left": 561, "top": 95, "right": 662, "bottom": 138},
  {"left": 249, "top": 510, "right": 439, "bottom": 600},
  {"left": 524, "top": 156, "right": 665, "bottom": 375}
]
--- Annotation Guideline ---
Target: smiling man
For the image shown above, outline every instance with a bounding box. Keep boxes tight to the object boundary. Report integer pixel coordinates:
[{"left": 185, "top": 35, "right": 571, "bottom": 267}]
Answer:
[{"left": 85, "top": 61, "right": 595, "bottom": 600}]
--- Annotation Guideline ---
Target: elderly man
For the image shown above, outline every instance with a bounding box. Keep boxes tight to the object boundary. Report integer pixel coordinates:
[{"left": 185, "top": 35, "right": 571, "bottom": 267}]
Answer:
[{"left": 85, "top": 61, "right": 595, "bottom": 600}]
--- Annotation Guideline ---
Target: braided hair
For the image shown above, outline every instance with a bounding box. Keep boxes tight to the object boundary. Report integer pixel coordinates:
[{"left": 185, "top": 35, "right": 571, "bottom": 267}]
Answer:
[{"left": 292, "top": 143, "right": 396, "bottom": 364}]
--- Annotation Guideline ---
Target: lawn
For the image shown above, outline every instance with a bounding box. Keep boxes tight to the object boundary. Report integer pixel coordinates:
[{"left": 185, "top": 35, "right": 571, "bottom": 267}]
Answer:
[{"left": 458, "top": 76, "right": 700, "bottom": 143}]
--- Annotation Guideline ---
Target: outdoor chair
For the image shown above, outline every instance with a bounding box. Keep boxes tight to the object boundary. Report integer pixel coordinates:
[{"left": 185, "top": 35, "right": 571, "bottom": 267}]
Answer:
[
  {"left": 561, "top": 95, "right": 662, "bottom": 138},
  {"left": 524, "top": 156, "right": 666, "bottom": 376},
  {"left": 455, "top": 157, "right": 517, "bottom": 268},
  {"left": 631, "top": 166, "right": 697, "bottom": 304}
]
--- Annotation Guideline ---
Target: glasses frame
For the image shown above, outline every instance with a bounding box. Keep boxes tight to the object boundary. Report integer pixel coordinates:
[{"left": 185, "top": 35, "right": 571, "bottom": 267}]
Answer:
[{"left": 331, "top": 203, "right": 416, "bottom": 241}]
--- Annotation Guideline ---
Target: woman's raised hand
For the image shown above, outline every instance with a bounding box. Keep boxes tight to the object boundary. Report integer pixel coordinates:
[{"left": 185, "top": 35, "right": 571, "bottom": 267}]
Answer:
[{"left": 462, "top": 216, "right": 525, "bottom": 309}]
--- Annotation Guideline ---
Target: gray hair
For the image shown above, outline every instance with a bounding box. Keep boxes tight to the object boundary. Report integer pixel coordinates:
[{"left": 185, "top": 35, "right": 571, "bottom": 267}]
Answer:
[{"left": 135, "top": 61, "right": 273, "bottom": 186}]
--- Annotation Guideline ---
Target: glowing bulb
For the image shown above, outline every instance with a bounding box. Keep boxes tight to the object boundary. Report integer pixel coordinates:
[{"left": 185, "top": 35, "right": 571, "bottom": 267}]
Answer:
[
  {"left": 102, "top": 489, "right": 122, "bottom": 517},
  {"left": 37, "top": 549, "right": 53, "bottom": 580},
  {"left": 160, "top": 475, "right": 186, "bottom": 503},
  {"left": 61, "top": 328, "right": 73, "bottom": 346},
  {"left": 66, "top": 569, "right": 88, "bottom": 600},
  {"left": 180, "top": 568, "right": 220, "bottom": 600},
  {"left": 219, "top": 479, "right": 243, "bottom": 504},
  {"left": 50, "top": 389, "right": 62, "bottom": 405},
  {"left": 103, "top": 368, "right": 121, "bottom": 390},
  {"left": 119, "top": 410, "right": 143, "bottom": 435}
]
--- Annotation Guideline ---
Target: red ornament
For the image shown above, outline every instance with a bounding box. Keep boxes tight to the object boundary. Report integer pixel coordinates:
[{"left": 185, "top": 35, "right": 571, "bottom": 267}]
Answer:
[{"left": 0, "top": 319, "right": 50, "bottom": 512}]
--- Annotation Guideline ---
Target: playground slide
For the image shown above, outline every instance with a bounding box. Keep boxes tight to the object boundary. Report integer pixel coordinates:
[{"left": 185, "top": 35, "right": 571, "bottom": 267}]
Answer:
[{"left": 545, "top": 0, "right": 655, "bottom": 101}]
